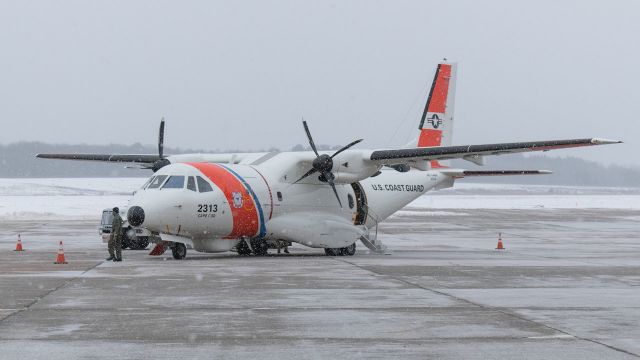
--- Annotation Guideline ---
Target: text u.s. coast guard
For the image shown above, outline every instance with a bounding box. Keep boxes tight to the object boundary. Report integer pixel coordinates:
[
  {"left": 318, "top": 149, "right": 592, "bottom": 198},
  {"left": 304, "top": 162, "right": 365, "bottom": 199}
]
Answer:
[{"left": 370, "top": 184, "right": 425, "bottom": 192}]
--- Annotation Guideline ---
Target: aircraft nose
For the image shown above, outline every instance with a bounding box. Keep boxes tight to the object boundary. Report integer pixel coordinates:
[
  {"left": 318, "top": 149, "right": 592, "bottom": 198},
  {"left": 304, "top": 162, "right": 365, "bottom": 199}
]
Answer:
[{"left": 127, "top": 206, "right": 145, "bottom": 226}]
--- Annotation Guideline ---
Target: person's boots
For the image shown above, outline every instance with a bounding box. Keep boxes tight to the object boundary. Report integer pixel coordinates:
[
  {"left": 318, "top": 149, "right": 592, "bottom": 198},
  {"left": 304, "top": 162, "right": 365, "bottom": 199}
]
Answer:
[
  {"left": 106, "top": 255, "right": 114, "bottom": 261},
  {"left": 113, "top": 258, "right": 122, "bottom": 262},
  {"left": 284, "top": 248, "right": 289, "bottom": 254}
]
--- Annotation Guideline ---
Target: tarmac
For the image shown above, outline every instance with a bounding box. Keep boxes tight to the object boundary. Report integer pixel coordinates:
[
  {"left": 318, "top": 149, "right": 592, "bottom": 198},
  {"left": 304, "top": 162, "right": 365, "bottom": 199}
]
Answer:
[{"left": 0, "top": 208, "right": 639, "bottom": 359}]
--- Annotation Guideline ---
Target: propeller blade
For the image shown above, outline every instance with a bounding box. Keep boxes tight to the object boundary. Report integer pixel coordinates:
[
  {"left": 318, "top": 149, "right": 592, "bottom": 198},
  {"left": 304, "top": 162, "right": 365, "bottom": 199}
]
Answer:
[
  {"left": 158, "top": 118, "right": 165, "bottom": 158},
  {"left": 327, "top": 177, "right": 343, "bottom": 208},
  {"left": 293, "top": 168, "right": 318, "bottom": 184},
  {"left": 331, "top": 139, "right": 363, "bottom": 158},
  {"left": 302, "top": 120, "right": 319, "bottom": 157}
]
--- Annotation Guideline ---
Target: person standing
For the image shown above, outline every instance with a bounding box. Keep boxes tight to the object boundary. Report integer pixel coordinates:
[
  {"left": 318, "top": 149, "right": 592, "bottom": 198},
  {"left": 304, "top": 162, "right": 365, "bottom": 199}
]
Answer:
[{"left": 106, "top": 207, "right": 123, "bottom": 262}]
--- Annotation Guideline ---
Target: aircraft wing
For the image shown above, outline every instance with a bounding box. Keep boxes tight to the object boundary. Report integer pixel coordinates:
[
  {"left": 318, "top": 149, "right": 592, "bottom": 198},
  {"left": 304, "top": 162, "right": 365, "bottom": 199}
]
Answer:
[
  {"left": 35, "top": 153, "right": 161, "bottom": 163},
  {"left": 369, "top": 138, "right": 621, "bottom": 166}
]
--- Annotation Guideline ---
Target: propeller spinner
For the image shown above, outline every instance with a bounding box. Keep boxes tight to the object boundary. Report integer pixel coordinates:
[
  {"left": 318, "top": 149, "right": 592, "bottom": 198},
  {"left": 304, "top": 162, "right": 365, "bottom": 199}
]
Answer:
[{"left": 294, "top": 121, "right": 363, "bottom": 207}]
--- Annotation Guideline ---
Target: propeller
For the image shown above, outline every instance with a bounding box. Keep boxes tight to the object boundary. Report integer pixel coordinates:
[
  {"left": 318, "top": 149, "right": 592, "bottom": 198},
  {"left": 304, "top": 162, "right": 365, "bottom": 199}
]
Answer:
[
  {"left": 151, "top": 118, "right": 170, "bottom": 172},
  {"left": 294, "top": 120, "right": 363, "bottom": 207}
]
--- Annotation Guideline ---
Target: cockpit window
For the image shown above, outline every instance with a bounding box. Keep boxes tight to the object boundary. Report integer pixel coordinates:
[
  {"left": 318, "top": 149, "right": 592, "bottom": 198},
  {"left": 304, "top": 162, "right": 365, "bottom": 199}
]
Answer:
[
  {"left": 187, "top": 176, "right": 197, "bottom": 192},
  {"left": 162, "top": 176, "right": 185, "bottom": 189},
  {"left": 141, "top": 176, "right": 155, "bottom": 189},
  {"left": 197, "top": 176, "right": 213, "bottom": 193},
  {"left": 147, "top": 175, "right": 168, "bottom": 189}
]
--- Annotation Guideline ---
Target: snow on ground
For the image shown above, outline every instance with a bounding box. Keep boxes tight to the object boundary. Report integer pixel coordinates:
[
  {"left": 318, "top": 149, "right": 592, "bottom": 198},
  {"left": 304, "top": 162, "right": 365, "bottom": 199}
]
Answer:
[
  {"left": 0, "top": 178, "right": 638, "bottom": 220},
  {"left": 0, "top": 178, "right": 144, "bottom": 220},
  {"left": 408, "top": 194, "right": 639, "bottom": 210},
  {"left": 408, "top": 183, "right": 640, "bottom": 210}
]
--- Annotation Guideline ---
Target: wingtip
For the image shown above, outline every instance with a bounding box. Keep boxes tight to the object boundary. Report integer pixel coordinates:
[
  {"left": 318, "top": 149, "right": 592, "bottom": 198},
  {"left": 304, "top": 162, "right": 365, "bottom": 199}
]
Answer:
[
  {"left": 591, "top": 138, "right": 623, "bottom": 145},
  {"left": 539, "top": 170, "right": 553, "bottom": 175}
]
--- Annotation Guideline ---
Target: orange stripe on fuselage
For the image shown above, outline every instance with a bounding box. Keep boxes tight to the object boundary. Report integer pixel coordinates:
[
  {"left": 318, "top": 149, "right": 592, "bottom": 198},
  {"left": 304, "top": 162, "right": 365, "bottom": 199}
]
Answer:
[{"left": 187, "top": 163, "right": 259, "bottom": 238}]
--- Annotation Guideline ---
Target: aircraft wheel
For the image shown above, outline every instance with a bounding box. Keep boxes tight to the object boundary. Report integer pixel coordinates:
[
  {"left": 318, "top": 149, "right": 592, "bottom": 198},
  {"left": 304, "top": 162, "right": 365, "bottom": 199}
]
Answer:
[
  {"left": 130, "top": 237, "right": 149, "bottom": 250},
  {"left": 171, "top": 243, "right": 187, "bottom": 260},
  {"left": 236, "top": 239, "right": 252, "bottom": 256},
  {"left": 324, "top": 248, "right": 339, "bottom": 256},
  {"left": 251, "top": 238, "right": 268, "bottom": 256},
  {"left": 341, "top": 243, "right": 356, "bottom": 256}
]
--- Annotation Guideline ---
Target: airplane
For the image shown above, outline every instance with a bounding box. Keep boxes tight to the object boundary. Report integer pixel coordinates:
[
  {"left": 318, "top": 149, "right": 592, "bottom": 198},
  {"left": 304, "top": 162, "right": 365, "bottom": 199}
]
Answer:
[{"left": 37, "top": 61, "right": 622, "bottom": 259}]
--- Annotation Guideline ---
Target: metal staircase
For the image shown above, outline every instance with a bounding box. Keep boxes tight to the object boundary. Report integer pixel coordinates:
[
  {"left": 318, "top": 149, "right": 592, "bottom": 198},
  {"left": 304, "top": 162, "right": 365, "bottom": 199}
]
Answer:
[{"left": 358, "top": 204, "right": 390, "bottom": 254}]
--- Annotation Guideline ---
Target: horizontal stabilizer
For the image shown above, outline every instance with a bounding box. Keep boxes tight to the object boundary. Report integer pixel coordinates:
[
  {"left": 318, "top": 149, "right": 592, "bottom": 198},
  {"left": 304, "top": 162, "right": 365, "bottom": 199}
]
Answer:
[{"left": 440, "top": 169, "right": 552, "bottom": 178}]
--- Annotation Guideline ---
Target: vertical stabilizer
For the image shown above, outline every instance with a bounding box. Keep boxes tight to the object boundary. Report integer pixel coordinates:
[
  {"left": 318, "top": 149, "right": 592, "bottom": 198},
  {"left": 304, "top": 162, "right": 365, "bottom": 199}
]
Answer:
[{"left": 417, "top": 61, "right": 457, "bottom": 167}]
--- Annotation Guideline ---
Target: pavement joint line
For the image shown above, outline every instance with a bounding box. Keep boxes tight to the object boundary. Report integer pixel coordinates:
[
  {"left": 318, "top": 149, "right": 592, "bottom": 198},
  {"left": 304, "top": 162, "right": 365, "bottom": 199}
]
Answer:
[
  {"left": 0, "top": 260, "right": 104, "bottom": 326},
  {"left": 335, "top": 257, "right": 640, "bottom": 358}
]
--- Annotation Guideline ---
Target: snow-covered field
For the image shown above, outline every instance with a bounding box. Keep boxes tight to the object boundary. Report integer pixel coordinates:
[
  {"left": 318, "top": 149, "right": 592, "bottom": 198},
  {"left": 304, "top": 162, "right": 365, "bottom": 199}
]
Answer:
[
  {"left": 0, "top": 178, "right": 638, "bottom": 220},
  {"left": 0, "top": 178, "right": 144, "bottom": 220}
]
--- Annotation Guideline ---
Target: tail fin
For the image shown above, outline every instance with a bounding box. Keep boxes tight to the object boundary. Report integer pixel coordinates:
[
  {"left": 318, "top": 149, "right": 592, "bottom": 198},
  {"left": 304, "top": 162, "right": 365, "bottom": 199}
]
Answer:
[{"left": 417, "top": 61, "right": 457, "bottom": 167}]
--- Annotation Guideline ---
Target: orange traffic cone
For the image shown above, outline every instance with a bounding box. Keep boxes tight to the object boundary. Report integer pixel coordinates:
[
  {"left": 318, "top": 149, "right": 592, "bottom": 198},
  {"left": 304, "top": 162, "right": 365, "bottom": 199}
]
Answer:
[
  {"left": 54, "top": 241, "right": 68, "bottom": 264},
  {"left": 14, "top": 234, "right": 24, "bottom": 252},
  {"left": 495, "top": 233, "right": 505, "bottom": 250}
]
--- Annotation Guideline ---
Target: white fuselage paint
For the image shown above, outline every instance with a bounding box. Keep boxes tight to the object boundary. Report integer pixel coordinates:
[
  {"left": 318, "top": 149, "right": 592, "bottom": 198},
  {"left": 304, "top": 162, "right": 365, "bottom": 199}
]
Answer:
[{"left": 127, "top": 152, "right": 453, "bottom": 253}]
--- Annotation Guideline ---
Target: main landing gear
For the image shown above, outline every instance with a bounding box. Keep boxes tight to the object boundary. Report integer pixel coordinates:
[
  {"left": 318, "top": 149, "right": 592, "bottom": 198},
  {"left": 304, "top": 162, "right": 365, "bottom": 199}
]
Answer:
[
  {"left": 235, "top": 238, "right": 269, "bottom": 256},
  {"left": 324, "top": 242, "right": 356, "bottom": 256},
  {"left": 171, "top": 242, "right": 187, "bottom": 260},
  {"left": 250, "top": 238, "right": 269, "bottom": 256}
]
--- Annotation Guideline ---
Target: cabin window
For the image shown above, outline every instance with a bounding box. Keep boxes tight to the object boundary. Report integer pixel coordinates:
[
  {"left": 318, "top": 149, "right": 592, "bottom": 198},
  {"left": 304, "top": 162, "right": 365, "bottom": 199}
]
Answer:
[
  {"left": 187, "top": 176, "right": 197, "bottom": 192},
  {"left": 348, "top": 194, "right": 355, "bottom": 209},
  {"left": 197, "top": 176, "right": 213, "bottom": 193},
  {"left": 162, "top": 176, "right": 185, "bottom": 189},
  {"left": 277, "top": 191, "right": 283, "bottom": 201},
  {"left": 147, "top": 175, "right": 168, "bottom": 189}
]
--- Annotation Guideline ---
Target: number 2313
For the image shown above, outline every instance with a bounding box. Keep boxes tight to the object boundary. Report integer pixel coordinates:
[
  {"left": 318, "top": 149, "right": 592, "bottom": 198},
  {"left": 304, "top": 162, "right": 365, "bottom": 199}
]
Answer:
[{"left": 197, "top": 204, "right": 218, "bottom": 213}]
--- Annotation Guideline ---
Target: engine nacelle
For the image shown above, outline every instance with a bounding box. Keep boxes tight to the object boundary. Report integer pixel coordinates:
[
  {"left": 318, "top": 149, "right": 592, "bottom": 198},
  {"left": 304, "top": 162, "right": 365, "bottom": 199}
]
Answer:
[{"left": 332, "top": 151, "right": 381, "bottom": 184}]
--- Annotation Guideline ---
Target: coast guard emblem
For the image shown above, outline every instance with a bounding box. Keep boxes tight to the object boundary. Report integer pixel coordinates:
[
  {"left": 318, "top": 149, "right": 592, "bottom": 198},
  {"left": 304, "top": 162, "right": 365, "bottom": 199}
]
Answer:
[{"left": 232, "top": 192, "right": 244, "bottom": 208}]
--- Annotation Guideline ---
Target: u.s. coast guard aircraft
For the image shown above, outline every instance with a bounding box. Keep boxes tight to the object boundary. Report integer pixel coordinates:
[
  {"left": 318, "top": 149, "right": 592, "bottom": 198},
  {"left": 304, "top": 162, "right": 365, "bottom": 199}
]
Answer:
[{"left": 37, "top": 62, "right": 621, "bottom": 259}]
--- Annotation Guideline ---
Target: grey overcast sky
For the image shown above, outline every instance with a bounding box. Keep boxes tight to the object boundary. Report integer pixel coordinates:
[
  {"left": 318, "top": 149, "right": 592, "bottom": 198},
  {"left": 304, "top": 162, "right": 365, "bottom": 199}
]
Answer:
[{"left": 0, "top": 0, "right": 637, "bottom": 166}]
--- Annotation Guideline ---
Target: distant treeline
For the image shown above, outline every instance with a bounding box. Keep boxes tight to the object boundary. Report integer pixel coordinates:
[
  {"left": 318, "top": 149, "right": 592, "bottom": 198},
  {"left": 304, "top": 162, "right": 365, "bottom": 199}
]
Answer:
[{"left": 1, "top": 142, "right": 638, "bottom": 187}]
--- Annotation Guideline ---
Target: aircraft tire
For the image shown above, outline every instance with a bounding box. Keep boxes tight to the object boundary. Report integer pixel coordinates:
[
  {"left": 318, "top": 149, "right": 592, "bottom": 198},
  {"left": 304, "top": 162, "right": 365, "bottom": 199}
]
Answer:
[
  {"left": 324, "top": 248, "right": 339, "bottom": 256},
  {"left": 129, "top": 237, "right": 149, "bottom": 250},
  {"left": 171, "top": 243, "right": 187, "bottom": 260},
  {"left": 251, "top": 238, "right": 268, "bottom": 256},
  {"left": 136, "top": 237, "right": 150, "bottom": 250},
  {"left": 236, "top": 239, "right": 252, "bottom": 256},
  {"left": 340, "top": 243, "right": 356, "bottom": 256}
]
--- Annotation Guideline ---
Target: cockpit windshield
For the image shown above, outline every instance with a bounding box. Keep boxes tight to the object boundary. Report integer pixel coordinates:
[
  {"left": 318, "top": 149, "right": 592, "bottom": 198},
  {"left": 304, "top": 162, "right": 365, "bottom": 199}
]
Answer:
[
  {"left": 162, "top": 176, "right": 185, "bottom": 189},
  {"left": 197, "top": 176, "right": 213, "bottom": 193},
  {"left": 141, "top": 176, "right": 155, "bottom": 189},
  {"left": 147, "top": 175, "right": 168, "bottom": 189}
]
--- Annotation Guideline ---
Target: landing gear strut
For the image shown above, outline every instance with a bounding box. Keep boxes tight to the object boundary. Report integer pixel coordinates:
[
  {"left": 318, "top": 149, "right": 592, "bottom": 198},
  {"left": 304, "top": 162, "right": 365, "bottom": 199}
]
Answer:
[
  {"left": 250, "top": 238, "right": 269, "bottom": 256},
  {"left": 236, "top": 239, "right": 252, "bottom": 256},
  {"left": 171, "top": 243, "right": 187, "bottom": 260},
  {"left": 324, "top": 242, "right": 356, "bottom": 256}
]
